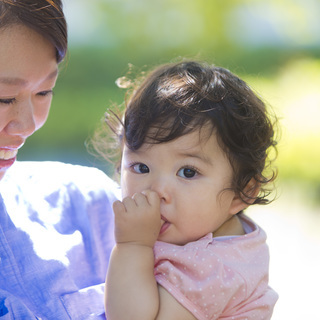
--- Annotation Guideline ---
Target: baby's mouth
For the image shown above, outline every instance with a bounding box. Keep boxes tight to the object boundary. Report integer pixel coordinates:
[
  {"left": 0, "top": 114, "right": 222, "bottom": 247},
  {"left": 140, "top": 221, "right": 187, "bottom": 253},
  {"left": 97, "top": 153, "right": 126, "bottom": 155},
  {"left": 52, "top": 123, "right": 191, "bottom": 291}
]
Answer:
[{"left": 160, "top": 215, "right": 170, "bottom": 234}]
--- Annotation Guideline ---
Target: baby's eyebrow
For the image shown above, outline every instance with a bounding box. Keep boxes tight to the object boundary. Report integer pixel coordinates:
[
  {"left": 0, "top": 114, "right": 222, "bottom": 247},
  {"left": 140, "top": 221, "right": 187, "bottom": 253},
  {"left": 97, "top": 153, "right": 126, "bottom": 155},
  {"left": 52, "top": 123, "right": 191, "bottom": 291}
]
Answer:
[{"left": 179, "top": 151, "right": 213, "bottom": 166}]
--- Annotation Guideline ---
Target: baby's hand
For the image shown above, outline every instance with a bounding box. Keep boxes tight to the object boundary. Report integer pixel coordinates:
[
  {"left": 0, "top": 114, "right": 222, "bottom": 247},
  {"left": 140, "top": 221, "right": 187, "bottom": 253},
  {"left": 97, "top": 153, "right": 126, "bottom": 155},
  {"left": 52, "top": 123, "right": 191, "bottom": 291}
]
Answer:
[{"left": 112, "top": 190, "right": 161, "bottom": 248}]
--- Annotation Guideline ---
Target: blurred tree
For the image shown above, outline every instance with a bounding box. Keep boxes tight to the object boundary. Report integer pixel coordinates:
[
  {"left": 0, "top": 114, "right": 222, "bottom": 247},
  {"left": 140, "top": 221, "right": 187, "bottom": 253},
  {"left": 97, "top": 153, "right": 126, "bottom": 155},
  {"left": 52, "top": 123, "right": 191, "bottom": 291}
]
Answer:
[{"left": 18, "top": 0, "right": 320, "bottom": 190}]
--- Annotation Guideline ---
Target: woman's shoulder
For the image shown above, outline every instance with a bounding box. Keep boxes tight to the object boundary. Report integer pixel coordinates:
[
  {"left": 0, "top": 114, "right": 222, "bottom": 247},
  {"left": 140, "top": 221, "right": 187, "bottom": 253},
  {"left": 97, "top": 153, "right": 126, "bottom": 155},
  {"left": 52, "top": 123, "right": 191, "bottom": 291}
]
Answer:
[
  {"left": 11, "top": 160, "right": 105, "bottom": 178},
  {"left": 1, "top": 161, "right": 120, "bottom": 235},
  {"left": 3, "top": 160, "right": 120, "bottom": 199},
  {"left": 11, "top": 160, "right": 116, "bottom": 183}
]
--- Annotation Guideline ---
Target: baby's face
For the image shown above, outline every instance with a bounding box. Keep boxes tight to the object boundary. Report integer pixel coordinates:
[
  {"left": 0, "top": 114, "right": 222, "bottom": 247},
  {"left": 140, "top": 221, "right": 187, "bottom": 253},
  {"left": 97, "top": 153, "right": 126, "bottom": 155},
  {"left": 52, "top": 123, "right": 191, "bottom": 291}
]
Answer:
[{"left": 120, "top": 127, "right": 242, "bottom": 245}]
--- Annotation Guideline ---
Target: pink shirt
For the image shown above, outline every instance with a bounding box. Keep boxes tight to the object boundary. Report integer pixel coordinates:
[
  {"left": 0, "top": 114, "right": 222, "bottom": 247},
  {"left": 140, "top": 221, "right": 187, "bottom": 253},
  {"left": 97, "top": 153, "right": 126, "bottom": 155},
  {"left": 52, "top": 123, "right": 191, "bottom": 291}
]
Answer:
[{"left": 154, "top": 214, "right": 278, "bottom": 320}]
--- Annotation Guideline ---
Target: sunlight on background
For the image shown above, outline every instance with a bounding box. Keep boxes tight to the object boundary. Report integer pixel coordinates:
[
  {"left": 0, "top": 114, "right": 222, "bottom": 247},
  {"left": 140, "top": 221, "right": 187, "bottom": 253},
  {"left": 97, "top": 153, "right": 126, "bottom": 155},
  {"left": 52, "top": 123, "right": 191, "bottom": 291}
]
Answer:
[
  {"left": 21, "top": 0, "right": 320, "bottom": 318},
  {"left": 245, "top": 57, "right": 320, "bottom": 319}
]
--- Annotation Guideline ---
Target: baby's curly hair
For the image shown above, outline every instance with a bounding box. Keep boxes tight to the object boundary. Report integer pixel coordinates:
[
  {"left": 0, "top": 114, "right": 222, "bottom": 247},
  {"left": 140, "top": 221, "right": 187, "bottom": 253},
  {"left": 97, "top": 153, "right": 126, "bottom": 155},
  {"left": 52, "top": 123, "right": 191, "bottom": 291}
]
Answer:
[{"left": 92, "top": 60, "right": 278, "bottom": 205}]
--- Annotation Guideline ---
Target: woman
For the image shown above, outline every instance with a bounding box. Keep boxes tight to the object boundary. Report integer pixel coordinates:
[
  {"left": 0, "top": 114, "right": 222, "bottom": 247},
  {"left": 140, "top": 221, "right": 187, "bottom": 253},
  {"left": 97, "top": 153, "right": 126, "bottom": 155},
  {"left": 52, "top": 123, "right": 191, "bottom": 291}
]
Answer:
[{"left": 0, "top": 1, "right": 118, "bottom": 318}]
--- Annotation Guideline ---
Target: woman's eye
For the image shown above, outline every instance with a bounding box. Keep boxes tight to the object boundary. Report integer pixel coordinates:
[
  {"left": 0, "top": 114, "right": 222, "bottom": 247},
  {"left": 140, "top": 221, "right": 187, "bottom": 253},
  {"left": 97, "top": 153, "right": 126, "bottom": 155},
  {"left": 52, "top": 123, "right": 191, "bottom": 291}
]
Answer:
[
  {"left": 0, "top": 98, "right": 15, "bottom": 105},
  {"left": 177, "top": 167, "right": 197, "bottom": 179},
  {"left": 132, "top": 163, "right": 149, "bottom": 174},
  {"left": 37, "top": 90, "right": 53, "bottom": 97}
]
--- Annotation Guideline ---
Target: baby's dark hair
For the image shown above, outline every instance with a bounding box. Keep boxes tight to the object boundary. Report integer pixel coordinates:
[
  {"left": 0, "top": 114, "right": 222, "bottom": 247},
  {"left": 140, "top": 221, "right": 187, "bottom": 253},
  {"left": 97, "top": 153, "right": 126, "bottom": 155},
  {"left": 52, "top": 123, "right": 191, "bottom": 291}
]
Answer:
[{"left": 95, "top": 60, "right": 278, "bottom": 205}]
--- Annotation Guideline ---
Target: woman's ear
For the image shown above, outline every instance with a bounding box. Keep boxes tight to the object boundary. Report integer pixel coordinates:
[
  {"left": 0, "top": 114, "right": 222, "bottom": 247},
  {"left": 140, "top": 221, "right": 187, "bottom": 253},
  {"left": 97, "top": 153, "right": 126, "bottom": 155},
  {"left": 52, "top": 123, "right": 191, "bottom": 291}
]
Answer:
[{"left": 229, "top": 178, "right": 260, "bottom": 215}]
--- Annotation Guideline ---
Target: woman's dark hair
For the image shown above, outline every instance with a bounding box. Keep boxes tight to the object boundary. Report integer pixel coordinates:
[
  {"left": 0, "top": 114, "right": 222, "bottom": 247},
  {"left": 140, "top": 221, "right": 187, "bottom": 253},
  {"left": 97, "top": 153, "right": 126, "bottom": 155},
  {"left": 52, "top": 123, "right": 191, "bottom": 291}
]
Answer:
[
  {"left": 93, "top": 60, "right": 278, "bottom": 205},
  {"left": 0, "top": 0, "right": 67, "bottom": 63}
]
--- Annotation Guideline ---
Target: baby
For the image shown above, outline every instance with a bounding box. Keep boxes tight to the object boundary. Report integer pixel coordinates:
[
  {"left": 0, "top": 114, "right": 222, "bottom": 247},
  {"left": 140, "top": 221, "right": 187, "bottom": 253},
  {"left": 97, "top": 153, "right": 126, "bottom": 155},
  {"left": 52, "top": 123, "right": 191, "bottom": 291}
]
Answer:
[{"left": 101, "top": 60, "right": 279, "bottom": 319}]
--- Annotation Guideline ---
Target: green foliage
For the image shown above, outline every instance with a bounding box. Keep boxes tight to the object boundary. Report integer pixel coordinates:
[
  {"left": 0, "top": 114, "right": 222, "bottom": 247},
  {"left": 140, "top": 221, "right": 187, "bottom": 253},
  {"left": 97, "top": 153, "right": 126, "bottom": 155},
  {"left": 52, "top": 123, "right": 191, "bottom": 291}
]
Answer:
[
  {"left": 18, "top": 1, "right": 320, "bottom": 189},
  {"left": 243, "top": 58, "right": 320, "bottom": 192}
]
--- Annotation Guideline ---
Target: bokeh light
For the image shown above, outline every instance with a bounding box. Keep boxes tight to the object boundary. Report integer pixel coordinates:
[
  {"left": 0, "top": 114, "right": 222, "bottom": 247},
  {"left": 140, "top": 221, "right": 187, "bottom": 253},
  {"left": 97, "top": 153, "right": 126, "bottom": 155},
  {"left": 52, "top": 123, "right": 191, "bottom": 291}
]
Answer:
[{"left": 18, "top": 2, "right": 320, "bottom": 318}]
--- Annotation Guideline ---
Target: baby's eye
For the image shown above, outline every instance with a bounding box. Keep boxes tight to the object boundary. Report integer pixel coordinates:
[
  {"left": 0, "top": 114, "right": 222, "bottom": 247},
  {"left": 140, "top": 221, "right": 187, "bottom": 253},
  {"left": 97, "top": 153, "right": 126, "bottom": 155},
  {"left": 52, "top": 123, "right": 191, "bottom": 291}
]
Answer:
[
  {"left": 132, "top": 163, "right": 149, "bottom": 174},
  {"left": 177, "top": 167, "right": 198, "bottom": 179}
]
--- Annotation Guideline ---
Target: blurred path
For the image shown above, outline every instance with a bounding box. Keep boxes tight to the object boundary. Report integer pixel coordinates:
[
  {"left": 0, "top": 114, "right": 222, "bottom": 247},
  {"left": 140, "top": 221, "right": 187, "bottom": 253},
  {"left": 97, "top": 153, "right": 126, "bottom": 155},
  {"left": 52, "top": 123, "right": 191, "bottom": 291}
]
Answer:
[{"left": 247, "top": 184, "right": 320, "bottom": 320}]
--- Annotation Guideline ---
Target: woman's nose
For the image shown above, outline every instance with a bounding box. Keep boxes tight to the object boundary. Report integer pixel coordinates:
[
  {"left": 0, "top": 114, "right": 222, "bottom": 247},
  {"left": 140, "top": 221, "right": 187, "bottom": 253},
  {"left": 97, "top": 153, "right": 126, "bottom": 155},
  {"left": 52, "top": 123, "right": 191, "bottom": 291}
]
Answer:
[{"left": 6, "top": 100, "right": 36, "bottom": 137}]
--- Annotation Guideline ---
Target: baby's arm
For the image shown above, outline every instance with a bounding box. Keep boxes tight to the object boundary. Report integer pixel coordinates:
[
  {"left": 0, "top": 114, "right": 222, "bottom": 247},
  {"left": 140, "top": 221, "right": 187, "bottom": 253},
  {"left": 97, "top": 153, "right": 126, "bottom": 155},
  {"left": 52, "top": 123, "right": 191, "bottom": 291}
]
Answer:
[
  {"left": 105, "top": 191, "right": 161, "bottom": 320},
  {"left": 105, "top": 191, "right": 196, "bottom": 320}
]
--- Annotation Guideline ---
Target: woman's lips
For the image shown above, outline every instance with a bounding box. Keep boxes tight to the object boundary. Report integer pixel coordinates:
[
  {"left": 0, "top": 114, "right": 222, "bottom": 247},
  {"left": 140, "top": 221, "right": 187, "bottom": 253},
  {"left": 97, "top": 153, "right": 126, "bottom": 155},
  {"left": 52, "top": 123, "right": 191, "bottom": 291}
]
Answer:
[
  {"left": 0, "top": 149, "right": 18, "bottom": 168},
  {"left": 0, "top": 149, "right": 18, "bottom": 160}
]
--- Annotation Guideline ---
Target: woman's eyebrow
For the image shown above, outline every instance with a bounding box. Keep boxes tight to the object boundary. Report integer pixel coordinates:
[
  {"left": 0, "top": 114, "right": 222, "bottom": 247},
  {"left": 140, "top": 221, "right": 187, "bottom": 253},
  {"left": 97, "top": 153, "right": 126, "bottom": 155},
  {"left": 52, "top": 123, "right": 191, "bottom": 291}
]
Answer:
[
  {"left": 47, "top": 69, "right": 59, "bottom": 80},
  {"left": 0, "top": 69, "right": 58, "bottom": 86},
  {"left": 0, "top": 77, "right": 27, "bottom": 86}
]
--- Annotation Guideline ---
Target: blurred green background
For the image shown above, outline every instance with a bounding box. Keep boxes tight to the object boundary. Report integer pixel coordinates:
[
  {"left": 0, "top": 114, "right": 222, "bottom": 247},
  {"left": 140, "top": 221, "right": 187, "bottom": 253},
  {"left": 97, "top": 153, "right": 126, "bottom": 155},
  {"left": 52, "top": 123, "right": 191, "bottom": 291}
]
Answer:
[
  {"left": 17, "top": 2, "right": 320, "bottom": 317},
  {"left": 18, "top": 0, "right": 320, "bottom": 201}
]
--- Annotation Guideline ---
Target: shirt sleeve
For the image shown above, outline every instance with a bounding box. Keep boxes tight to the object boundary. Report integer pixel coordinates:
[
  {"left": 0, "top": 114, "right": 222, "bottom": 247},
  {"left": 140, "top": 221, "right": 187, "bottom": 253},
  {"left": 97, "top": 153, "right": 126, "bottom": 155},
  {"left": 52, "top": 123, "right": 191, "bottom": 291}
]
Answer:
[
  {"left": 0, "top": 289, "right": 38, "bottom": 319},
  {"left": 154, "top": 238, "right": 246, "bottom": 320},
  {"left": 0, "top": 161, "right": 120, "bottom": 319},
  {"left": 154, "top": 228, "right": 278, "bottom": 320}
]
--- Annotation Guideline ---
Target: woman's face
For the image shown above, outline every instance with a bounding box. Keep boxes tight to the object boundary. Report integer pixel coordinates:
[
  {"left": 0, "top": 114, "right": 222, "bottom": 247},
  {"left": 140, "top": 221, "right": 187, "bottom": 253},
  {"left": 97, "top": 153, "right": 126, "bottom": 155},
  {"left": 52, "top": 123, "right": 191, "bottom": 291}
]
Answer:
[{"left": 0, "top": 24, "right": 58, "bottom": 181}]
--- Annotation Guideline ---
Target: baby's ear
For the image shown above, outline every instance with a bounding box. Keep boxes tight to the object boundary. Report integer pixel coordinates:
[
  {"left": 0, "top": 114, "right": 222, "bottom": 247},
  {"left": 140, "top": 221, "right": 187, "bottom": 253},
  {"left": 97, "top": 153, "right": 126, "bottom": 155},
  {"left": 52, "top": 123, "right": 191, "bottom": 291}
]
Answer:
[{"left": 229, "top": 178, "right": 260, "bottom": 215}]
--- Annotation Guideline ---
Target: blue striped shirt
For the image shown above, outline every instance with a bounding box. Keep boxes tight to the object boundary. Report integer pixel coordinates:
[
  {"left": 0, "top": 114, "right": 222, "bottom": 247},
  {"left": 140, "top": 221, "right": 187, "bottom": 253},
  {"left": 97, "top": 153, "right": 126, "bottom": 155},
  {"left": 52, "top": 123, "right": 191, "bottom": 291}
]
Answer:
[{"left": 0, "top": 161, "right": 119, "bottom": 319}]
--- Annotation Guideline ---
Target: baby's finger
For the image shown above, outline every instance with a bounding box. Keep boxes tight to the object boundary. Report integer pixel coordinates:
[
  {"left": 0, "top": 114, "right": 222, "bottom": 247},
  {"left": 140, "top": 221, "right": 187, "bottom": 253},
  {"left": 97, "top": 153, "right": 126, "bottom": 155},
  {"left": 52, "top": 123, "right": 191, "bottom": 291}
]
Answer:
[
  {"left": 112, "top": 200, "right": 126, "bottom": 214},
  {"left": 132, "top": 192, "right": 148, "bottom": 206},
  {"left": 121, "top": 196, "right": 140, "bottom": 212},
  {"left": 141, "top": 190, "right": 160, "bottom": 206}
]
